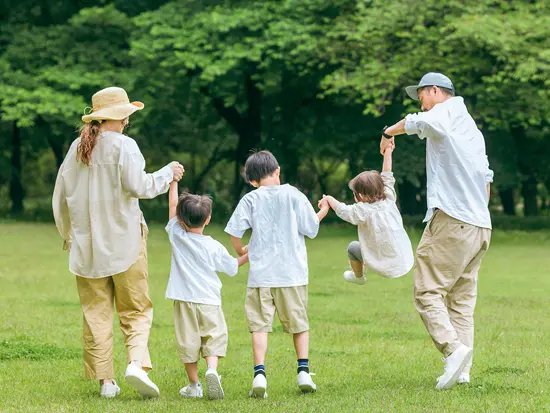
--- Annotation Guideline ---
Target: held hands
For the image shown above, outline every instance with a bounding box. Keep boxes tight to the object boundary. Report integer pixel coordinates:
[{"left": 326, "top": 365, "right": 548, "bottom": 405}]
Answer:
[
  {"left": 170, "top": 161, "right": 185, "bottom": 182},
  {"left": 380, "top": 136, "right": 395, "bottom": 155},
  {"left": 383, "top": 140, "right": 395, "bottom": 155},
  {"left": 237, "top": 244, "right": 248, "bottom": 257}
]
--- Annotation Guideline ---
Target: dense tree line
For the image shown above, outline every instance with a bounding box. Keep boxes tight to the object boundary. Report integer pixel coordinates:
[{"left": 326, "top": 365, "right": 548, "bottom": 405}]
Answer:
[{"left": 1, "top": 0, "right": 549, "bottom": 217}]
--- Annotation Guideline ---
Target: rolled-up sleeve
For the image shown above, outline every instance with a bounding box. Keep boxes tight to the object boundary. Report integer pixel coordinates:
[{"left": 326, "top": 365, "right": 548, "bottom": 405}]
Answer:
[
  {"left": 120, "top": 140, "right": 173, "bottom": 199},
  {"left": 381, "top": 172, "right": 397, "bottom": 201},
  {"left": 405, "top": 111, "right": 445, "bottom": 140}
]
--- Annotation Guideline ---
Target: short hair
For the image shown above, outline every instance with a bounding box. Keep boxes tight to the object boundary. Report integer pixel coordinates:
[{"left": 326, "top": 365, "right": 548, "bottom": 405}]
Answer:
[
  {"left": 418, "top": 85, "right": 455, "bottom": 97},
  {"left": 176, "top": 193, "right": 213, "bottom": 228},
  {"left": 244, "top": 150, "right": 279, "bottom": 183},
  {"left": 348, "top": 171, "right": 386, "bottom": 203}
]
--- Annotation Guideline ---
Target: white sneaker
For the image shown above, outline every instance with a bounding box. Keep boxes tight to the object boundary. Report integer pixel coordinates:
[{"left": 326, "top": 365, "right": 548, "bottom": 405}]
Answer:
[
  {"left": 249, "top": 374, "right": 267, "bottom": 398},
  {"left": 125, "top": 363, "right": 160, "bottom": 398},
  {"left": 205, "top": 369, "right": 224, "bottom": 400},
  {"left": 180, "top": 383, "right": 203, "bottom": 398},
  {"left": 458, "top": 372, "right": 470, "bottom": 384},
  {"left": 100, "top": 380, "right": 120, "bottom": 398},
  {"left": 343, "top": 271, "right": 367, "bottom": 285},
  {"left": 436, "top": 344, "right": 473, "bottom": 390},
  {"left": 297, "top": 371, "right": 317, "bottom": 393}
]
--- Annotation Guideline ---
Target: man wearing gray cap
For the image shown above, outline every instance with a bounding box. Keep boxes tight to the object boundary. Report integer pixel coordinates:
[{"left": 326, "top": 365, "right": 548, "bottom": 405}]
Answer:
[{"left": 380, "top": 73, "right": 493, "bottom": 390}]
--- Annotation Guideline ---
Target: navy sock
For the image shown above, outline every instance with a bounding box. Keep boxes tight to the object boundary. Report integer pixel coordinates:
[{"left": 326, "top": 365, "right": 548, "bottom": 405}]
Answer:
[
  {"left": 297, "top": 359, "right": 309, "bottom": 374},
  {"left": 254, "top": 364, "right": 266, "bottom": 378}
]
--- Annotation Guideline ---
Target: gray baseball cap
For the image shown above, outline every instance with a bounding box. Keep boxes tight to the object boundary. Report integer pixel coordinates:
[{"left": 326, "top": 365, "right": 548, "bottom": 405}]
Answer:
[{"left": 405, "top": 72, "right": 454, "bottom": 101}]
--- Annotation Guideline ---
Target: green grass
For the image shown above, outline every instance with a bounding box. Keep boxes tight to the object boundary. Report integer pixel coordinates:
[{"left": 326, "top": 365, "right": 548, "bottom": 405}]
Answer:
[{"left": 1, "top": 222, "right": 550, "bottom": 412}]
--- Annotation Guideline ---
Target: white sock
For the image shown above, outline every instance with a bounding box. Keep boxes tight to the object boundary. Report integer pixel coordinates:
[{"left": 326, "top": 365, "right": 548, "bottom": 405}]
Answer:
[{"left": 131, "top": 360, "right": 142, "bottom": 369}]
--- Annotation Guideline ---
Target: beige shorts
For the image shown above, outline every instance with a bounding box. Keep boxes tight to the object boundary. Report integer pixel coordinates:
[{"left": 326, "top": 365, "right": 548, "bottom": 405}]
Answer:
[
  {"left": 245, "top": 286, "right": 309, "bottom": 334},
  {"left": 173, "top": 301, "right": 228, "bottom": 364}
]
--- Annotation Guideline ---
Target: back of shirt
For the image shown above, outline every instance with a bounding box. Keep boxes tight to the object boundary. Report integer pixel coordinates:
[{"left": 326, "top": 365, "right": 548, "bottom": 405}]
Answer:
[
  {"left": 166, "top": 217, "right": 238, "bottom": 305},
  {"left": 225, "top": 184, "right": 320, "bottom": 288},
  {"left": 405, "top": 97, "right": 493, "bottom": 228}
]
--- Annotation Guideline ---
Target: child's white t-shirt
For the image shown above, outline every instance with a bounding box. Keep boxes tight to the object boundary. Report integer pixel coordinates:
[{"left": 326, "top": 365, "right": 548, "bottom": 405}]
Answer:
[
  {"left": 224, "top": 184, "right": 319, "bottom": 288},
  {"left": 165, "top": 217, "right": 238, "bottom": 305},
  {"left": 335, "top": 172, "right": 414, "bottom": 278}
]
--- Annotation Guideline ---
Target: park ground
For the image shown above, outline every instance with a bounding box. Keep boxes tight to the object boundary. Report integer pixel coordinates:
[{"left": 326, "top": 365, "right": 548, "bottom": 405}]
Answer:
[{"left": 0, "top": 222, "right": 549, "bottom": 412}]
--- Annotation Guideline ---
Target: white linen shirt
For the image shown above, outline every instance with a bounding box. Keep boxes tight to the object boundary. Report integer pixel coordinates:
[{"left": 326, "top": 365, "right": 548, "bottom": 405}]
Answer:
[
  {"left": 52, "top": 131, "right": 173, "bottom": 278},
  {"left": 335, "top": 172, "right": 414, "bottom": 278},
  {"left": 224, "top": 184, "right": 320, "bottom": 288},
  {"left": 165, "top": 217, "right": 238, "bottom": 305},
  {"left": 405, "top": 97, "right": 494, "bottom": 229}
]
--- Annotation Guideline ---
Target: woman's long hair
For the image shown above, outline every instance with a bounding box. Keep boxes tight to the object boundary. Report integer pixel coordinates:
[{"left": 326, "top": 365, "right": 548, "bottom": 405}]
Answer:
[{"left": 77, "top": 120, "right": 101, "bottom": 166}]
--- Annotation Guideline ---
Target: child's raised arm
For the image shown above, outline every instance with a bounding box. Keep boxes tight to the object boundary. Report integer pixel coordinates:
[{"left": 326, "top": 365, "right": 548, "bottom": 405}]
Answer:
[
  {"left": 382, "top": 142, "right": 394, "bottom": 173},
  {"left": 169, "top": 181, "right": 178, "bottom": 220}
]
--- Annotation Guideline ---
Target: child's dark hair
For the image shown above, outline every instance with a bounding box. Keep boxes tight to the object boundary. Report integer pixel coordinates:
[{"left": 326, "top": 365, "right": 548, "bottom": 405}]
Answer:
[
  {"left": 244, "top": 150, "right": 279, "bottom": 183},
  {"left": 348, "top": 171, "right": 386, "bottom": 203},
  {"left": 176, "top": 193, "right": 213, "bottom": 228}
]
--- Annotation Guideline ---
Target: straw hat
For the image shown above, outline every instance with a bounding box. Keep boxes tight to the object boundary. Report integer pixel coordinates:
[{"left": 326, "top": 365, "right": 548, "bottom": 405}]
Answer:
[{"left": 82, "top": 87, "right": 144, "bottom": 123}]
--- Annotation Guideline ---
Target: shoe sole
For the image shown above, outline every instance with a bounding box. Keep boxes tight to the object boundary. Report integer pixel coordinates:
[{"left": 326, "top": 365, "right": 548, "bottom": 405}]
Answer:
[
  {"left": 437, "top": 349, "right": 473, "bottom": 390},
  {"left": 100, "top": 390, "right": 120, "bottom": 399},
  {"left": 205, "top": 372, "right": 224, "bottom": 400},
  {"left": 251, "top": 386, "right": 267, "bottom": 398},
  {"left": 125, "top": 374, "right": 160, "bottom": 398},
  {"left": 298, "top": 383, "right": 316, "bottom": 393}
]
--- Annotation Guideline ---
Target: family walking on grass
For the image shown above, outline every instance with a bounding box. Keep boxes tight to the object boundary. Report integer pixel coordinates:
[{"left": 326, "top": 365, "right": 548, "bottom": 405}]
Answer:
[{"left": 52, "top": 72, "right": 493, "bottom": 400}]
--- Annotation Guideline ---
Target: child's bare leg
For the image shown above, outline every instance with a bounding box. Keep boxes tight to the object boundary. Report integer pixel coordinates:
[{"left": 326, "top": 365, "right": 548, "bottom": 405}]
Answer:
[
  {"left": 185, "top": 362, "right": 199, "bottom": 384},
  {"left": 350, "top": 259, "right": 364, "bottom": 277},
  {"left": 252, "top": 332, "right": 268, "bottom": 365},
  {"left": 293, "top": 331, "right": 309, "bottom": 359},
  {"left": 205, "top": 356, "right": 219, "bottom": 370}
]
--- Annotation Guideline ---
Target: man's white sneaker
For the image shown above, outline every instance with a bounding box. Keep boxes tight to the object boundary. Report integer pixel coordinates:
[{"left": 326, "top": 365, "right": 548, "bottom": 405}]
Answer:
[
  {"left": 249, "top": 374, "right": 268, "bottom": 398},
  {"left": 436, "top": 344, "right": 473, "bottom": 390},
  {"left": 457, "top": 373, "right": 470, "bottom": 384},
  {"left": 297, "top": 371, "right": 317, "bottom": 393},
  {"left": 180, "top": 383, "right": 203, "bottom": 398},
  {"left": 205, "top": 369, "right": 224, "bottom": 400},
  {"left": 125, "top": 363, "right": 160, "bottom": 398},
  {"left": 343, "top": 271, "right": 367, "bottom": 285},
  {"left": 100, "top": 380, "right": 120, "bottom": 398}
]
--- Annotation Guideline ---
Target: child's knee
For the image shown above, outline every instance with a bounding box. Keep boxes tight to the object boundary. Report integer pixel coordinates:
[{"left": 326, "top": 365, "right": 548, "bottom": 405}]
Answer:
[{"left": 347, "top": 241, "right": 362, "bottom": 261}]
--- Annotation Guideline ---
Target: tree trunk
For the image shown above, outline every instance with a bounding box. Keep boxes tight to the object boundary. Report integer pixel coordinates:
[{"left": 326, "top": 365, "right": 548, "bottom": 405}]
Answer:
[
  {"left": 9, "top": 122, "right": 24, "bottom": 215},
  {"left": 521, "top": 178, "right": 538, "bottom": 216},
  {"left": 231, "top": 69, "right": 262, "bottom": 206},
  {"left": 498, "top": 188, "right": 516, "bottom": 216},
  {"left": 396, "top": 180, "right": 422, "bottom": 216}
]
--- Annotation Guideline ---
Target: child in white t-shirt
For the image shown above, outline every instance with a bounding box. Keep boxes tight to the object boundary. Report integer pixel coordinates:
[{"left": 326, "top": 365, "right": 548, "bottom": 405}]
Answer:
[
  {"left": 321, "top": 143, "right": 414, "bottom": 284},
  {"left": 165, "top": 181, "right": 248, "bottom": 400},
  {"left": 225, "top": 150, "right": 330, "bottom": 398}
]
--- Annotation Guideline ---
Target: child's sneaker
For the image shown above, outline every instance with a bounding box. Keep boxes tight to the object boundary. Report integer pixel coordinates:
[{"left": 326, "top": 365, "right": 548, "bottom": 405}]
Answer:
[
  {"left": 205, "top": 368, "right": 224, "bottom": 400},
  {"left": 297, "top": 371, "right": 317, "bottom": 393},
  {"left": 100, "top": 380, "right": 120, "bottom": 398},
  {"left": 457, "top": 372, "right": 470, "bottom": 384},
  {"left": 180, "top": 382, "right": 203, "bottom": 398},
  {"left": 249, "top": 374, "right": 268, "bottom": 398},
  {"left": 343, "top": 270, "right": 367, "bottom": 285}
]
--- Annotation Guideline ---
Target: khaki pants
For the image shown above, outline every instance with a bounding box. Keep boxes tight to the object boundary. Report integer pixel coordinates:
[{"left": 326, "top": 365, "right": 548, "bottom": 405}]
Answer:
[
  {"left": 414, "top": 210, "right": 491, "bottom": 363},
  {"left": 245, "top": 286, "right": 309, "bottom": 334},
  {"left": 75, "top": 235, "right": 152, "bottom": 380},
  {"left": 174, "top": 301, "right": 228, "bottom": 363}
]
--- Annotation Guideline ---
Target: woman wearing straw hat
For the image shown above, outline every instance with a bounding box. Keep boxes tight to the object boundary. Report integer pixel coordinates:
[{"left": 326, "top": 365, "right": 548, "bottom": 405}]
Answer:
[{"left": 53, "top": 87, "right": 184, "bottom": 398}]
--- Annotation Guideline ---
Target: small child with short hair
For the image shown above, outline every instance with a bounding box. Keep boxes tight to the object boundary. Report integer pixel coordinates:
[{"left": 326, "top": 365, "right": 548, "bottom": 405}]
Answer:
[
  {"left": 165, "top": 180, "right": 248, "bottom": 400},
  {"left": 321, "top": 143, "right": 414, "bottom": 283},
  {"left": 225, "top": 150, "right": 329, "bottom": 398}
]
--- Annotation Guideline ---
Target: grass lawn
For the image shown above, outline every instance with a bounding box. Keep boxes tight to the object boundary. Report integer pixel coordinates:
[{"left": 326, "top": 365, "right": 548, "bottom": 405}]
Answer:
[{"left": 1, "top": 222, "right": 549, "bottom": 412}]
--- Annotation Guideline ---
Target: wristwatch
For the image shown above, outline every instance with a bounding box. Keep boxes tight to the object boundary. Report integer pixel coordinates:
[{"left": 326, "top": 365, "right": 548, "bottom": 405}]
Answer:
[{"left": 382, "top": 126, "right": 393, "bottom": 139}]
